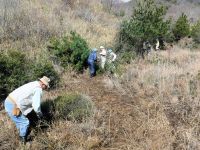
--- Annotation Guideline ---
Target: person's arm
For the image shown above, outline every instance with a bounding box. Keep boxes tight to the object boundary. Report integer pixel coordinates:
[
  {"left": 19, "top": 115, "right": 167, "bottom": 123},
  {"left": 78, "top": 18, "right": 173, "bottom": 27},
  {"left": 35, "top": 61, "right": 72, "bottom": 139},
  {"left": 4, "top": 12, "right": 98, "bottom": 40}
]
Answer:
[
  {"left": 32, "top": 88, "right": 43, "bottom": 116},
  {"left": 94, "top": 52, "right": 97, "bottom": 61}
]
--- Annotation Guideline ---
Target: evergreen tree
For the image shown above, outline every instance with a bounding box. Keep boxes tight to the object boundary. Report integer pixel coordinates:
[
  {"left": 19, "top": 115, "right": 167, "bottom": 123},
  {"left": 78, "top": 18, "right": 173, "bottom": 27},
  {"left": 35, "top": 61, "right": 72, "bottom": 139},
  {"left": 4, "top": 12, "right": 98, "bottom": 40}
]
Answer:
[
  {"left": 191, "top": 20, "right": 200, "bottom": 43},
  {"left": 116, "top": 0, "right": 171, "bottom": 55},
  {"left": 173, "top": 13, "right": 190, "bottom": 40}
]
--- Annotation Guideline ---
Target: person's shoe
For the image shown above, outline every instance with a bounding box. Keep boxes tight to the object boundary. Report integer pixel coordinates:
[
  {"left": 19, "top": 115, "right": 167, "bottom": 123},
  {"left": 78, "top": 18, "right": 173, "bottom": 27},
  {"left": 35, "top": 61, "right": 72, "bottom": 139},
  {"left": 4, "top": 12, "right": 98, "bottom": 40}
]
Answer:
[
  {"left": 90, "top": 73, "right": 95, "bottom": 78},
  {"left": 19, "top": 136, "right": 26, "bottom": 145}
]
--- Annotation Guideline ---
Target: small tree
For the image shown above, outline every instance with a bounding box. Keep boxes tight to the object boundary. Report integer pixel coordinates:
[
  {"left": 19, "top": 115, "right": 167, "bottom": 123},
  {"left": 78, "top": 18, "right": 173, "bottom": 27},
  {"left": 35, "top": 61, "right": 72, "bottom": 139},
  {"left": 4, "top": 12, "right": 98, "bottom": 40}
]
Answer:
[
  {"left": 116, "top": 0, "right": 171, "bottom": 55},
  {"left": 48, "top": 31, "right": 90, "bottom": 73},
  {"left": 191, "top": 20, "right": 200, "bottom": 43},
  {"left": 173, "top": 13, "right": 190, "bottom": 40},
  {"left": 0, "top": 50, "right": 59, "bottom": 100}
]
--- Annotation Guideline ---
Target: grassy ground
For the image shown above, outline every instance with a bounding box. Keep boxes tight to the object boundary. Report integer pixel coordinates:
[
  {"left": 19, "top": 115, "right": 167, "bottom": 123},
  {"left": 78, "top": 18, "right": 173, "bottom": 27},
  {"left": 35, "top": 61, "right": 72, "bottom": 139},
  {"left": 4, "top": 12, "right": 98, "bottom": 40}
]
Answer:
[
  {"left": 1, "top": 46, "right": 200, "bottom": 149},
  {"left": 1, "top": 0, "right": 200, "bottom": 149}
]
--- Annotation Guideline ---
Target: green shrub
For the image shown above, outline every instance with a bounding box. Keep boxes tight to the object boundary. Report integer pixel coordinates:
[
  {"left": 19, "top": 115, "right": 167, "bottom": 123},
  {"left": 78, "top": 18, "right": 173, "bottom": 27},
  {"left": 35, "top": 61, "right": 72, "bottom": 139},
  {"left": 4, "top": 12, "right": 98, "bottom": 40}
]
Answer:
[
  {"left": 191, "top": 20, "right": 200, "bottom": 43},
  {"left": 119, "top": 51, "right": 137, "bottom": 64},
  {"left": 48, "top": 31, "right": 90, "bottom": 72},
  {"left": 116, "top": 0, "right": 171, "bottom": 54},
  {"left": 0, "top": 50, "right": 59, "bottom": 100},
  {"left": 0, "top": 50, "right": 29, "bottom": 99},
  {"left": 172, "top": 13, "right": 190, "bottom": 40},
  {"left": 95, "top": 63, "right": 104, "bottom": 75},
  {"left": 30, "top": 60, "right": 60, "bottom": 88},
  {"left": 54, "top": 93, "right": 94, "bottom": 122}
]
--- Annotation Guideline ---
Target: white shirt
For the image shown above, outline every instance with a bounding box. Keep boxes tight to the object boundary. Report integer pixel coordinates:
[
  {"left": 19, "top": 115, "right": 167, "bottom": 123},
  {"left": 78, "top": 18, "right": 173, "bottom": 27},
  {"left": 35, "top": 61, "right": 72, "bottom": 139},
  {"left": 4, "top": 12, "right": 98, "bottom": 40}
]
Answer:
[
  {"left": 156, "top": 40, "right": 160, "bottom": 50},
  {"left": 9, "top": 81, "right": 42, "bottom": 115},
  {"left": 100, "top": 49, "right": 107, "bottom": 56}
]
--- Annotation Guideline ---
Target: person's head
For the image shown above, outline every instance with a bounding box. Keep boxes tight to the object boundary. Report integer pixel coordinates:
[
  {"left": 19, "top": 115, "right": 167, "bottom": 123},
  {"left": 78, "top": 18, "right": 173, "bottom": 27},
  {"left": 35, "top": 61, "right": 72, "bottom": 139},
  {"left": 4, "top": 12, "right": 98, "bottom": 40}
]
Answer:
[
  {"left": 39, "top": 76, "right": 50, "bottom": 90},
  {"left": 100, "top": 46, "right": 105, "bottom": 50},
  {"left": 108, "top": 49, "right": 112, "bottom": 53},
  {"left": 92, "top": 48, "right": 97, "bottom": 52}
]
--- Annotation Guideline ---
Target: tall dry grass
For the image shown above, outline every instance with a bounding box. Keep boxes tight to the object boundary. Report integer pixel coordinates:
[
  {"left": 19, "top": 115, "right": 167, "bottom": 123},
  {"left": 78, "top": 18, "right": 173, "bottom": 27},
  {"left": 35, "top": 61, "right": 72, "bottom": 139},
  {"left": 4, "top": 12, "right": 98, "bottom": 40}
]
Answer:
[
  {"left": 1, "top": 0, "right": 200, "bottom": 149},
  {"left": 1, "top": 47, "right": 200, "bottom": 149},
  {"left": 0, "top": 0, "right": 120, "bottom": 56},
  {"left": 109, "top": 47, "right": 200, "bottom": 149}
]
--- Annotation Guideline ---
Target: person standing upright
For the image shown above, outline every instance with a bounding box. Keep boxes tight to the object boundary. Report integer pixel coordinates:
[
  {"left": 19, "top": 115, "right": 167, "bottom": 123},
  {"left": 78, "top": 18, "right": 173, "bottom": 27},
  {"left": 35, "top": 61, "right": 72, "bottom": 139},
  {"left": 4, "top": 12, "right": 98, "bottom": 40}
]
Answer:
[
  {"left": 107, "top": 49, "right": 117, "bottom": 63},
  {"left": 87, "top": 48, "right": 97, "bottom": 78},
  {"left": 99, "top": 46, "right": 107, "bottom": 69}
]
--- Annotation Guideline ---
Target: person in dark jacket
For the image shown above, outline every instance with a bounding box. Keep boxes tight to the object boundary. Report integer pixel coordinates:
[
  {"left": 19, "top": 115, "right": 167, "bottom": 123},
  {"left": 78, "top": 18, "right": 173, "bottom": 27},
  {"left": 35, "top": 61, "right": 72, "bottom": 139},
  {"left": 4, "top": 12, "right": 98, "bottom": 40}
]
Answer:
[{"left": 87, "top": 48, "right": 97, "bottom": 78}]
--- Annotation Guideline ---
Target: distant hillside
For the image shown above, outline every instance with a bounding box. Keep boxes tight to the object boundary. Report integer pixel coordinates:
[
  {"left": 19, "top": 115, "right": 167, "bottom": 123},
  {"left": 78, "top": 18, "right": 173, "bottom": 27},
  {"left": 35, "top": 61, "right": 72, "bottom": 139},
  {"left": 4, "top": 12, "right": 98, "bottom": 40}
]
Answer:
[
  {"left": 166, "top": 1, "right": 200, "bottom": 22},
  {"left": 111, "top": 0, "right": 200, "bottom": 22}
]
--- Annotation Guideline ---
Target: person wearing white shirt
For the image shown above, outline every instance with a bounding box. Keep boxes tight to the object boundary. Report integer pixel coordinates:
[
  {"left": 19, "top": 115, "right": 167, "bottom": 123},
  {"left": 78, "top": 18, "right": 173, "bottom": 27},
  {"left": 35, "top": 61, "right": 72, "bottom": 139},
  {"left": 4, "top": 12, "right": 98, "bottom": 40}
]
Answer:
[
  {"left": 107, "top": 49, "right": 117, "bottom": 63},
  {"left": 156, "top": 39, "right": 160, "bottom": 51},
  {"left": 99, "top": 46, "right": 107, "bottom": 69},
  {"left": 4, "top": 76, "right": 50, "bottom": 144}
]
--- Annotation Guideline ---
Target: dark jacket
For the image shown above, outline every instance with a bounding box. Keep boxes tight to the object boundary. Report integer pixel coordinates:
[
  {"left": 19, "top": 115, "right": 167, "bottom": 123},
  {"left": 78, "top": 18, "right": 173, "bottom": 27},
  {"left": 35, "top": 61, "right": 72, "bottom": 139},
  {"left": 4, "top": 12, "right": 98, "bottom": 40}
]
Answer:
[{"left": 88, "top": 51, "right": 97, "bottom": 63}]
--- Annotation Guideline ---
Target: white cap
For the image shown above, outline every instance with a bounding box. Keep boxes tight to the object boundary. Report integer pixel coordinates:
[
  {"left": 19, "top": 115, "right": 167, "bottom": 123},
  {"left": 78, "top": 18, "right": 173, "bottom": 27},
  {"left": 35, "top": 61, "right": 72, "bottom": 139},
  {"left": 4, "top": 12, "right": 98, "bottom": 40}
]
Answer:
[{"left": 100, "top": 46, "right": 105, "bottom": 49}]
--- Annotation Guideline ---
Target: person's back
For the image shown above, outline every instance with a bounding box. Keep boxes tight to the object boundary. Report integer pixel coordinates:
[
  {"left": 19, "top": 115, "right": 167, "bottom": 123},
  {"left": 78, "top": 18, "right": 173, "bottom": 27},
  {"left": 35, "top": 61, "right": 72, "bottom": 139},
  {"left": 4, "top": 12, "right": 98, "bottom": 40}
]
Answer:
[
  {"left": 88, "top": 51, "right": 97, "bottom": 63},
  {"left": 9, "top": 81, "right": 42, "bottom": 115},
  {"left": 10, "top": 81, "right": 41, "bottom": 103},
  {"left": 88, "top": 48, "right": 97, "bottom": 78},
  {"left": 107, "top": 49, "right": 117, "bottom": 63}
]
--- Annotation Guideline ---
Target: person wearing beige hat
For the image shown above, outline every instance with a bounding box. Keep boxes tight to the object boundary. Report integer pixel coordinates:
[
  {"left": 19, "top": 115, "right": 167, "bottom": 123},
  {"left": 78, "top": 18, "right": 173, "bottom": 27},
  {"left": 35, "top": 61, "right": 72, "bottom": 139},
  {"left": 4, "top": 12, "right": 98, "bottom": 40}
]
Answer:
[
  {"left": 4, "top": 76, "right": 50, "bottom": 144},
  {"left": 99, "top": 46, "right": 107, "bottom": 69}
]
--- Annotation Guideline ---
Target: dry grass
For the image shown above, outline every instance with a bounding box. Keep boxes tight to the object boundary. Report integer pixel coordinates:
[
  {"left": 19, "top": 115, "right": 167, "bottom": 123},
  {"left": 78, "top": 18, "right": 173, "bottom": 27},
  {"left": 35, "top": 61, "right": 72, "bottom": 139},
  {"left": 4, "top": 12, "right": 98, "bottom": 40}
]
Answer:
[
  {"left": 0, "top": 0, "right": 120, "bottom": 55},
  {"left": 0, "top": 111, "right": 18, "bottom": 150},
  {"left": 1, "top": 46, "right": 200, "bottom": 149},
  {"left": 112, "top": 47, "right": 200, "bottom": 149},
  {"left": 1, "top": 0, "right": 200, "bottom": 149}
]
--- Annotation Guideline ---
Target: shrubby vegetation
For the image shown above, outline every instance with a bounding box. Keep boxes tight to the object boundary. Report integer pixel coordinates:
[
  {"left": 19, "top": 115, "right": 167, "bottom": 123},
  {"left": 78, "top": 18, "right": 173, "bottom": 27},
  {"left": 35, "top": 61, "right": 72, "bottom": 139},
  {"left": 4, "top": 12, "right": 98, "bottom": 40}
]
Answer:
[
  {"left": 116, "top": 0, "right": 171, "bottom": 55},
  {"left": 0, "top": 50, "right": 59, "bottom": 100},
  {"left": 48, "top": 32, "right": 89, "bottom": 73},
  {"left": 115, "top": 0, "right": 200, "bottom": 61},
  {"left": 54, "top": 93, "right": 94, "bottom": 122},
  {"left": 172, "top": 13, "right": 190, "bottom": 41},
  {"left": 0, "top": 50, "right": 28, "bottom": 99},
  {"left": 1, "top": 0, "right": 200, "bottom": 150},
  {"left": 191, "top": 20, "right": 200, "bottom": 44}
]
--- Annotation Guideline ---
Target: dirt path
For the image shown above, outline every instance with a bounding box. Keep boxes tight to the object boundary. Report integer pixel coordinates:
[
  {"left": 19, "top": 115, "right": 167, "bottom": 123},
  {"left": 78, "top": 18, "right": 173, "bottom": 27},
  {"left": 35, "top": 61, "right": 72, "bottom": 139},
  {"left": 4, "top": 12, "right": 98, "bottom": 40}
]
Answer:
[
  {"left": 64, "top": 74, "right": 132, "bottom": 112},
  {"left": 59, "top": 74, "right": 138, "bottom": 148}
]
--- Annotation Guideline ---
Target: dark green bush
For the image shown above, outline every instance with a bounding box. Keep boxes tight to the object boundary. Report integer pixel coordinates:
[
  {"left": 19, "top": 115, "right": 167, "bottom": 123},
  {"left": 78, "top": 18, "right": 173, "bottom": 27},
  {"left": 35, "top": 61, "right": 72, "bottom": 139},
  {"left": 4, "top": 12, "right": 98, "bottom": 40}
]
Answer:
[
  {"left": 30, "top": 60, "right": 60, "bottom": 89},
  {"left": 0, "top": 50, "right": 59, "bottom": 101},
  {"left": 191, "top": 20, "right": 200, "bottom": 43},
  {"left": 54, "top": 93, "right": 94, "bottom": 122},
  {"left": 116, "top": 0, "right": 171, "bottom": 55},
  {"left": 119, "top": 51, "right": 137, "bottom": 64},
  {"left": 0, "top": 50, "right": 29, "bottom": 99},
  {"left": 48, "top": 31, "right": 90, "bottom": 72},
  {"left": 172, "top": 13, "right": 190, "bottom": 40}
]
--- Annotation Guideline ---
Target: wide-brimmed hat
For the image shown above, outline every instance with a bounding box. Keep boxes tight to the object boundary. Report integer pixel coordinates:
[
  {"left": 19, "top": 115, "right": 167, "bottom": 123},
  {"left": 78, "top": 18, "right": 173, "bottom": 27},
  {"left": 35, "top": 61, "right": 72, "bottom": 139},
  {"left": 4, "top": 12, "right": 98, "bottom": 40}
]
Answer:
[
  {"left": 100, "top": 46, "right": 105, "bottom": 49},
  {"left": 39, "top": 76, "right": 50, "bottom": 88}
]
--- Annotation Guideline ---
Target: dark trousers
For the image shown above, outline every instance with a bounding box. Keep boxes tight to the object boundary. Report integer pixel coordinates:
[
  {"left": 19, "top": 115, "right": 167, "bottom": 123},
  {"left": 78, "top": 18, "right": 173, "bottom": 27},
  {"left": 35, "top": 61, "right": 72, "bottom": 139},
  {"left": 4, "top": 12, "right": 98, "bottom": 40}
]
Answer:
[{"left": 88, "top": 61, "right": 95, "bottom": 77}]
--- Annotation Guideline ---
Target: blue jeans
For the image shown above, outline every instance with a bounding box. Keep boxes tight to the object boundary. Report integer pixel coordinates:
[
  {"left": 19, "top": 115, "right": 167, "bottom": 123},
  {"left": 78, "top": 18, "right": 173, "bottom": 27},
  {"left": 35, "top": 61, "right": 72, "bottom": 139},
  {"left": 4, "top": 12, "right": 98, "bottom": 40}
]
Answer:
[
  {"left": 4, "top": 99, "right": 29, "bottom": 137},
  {"left": 88, "top": 61, "right": 95, "bottom": 77}
]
